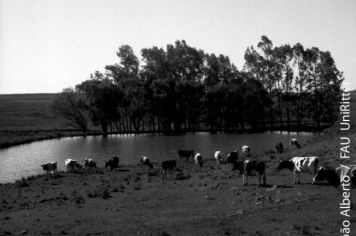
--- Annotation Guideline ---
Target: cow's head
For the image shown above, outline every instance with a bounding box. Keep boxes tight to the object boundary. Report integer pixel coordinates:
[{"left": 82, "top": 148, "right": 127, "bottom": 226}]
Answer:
[
  {"left": 312, "top": 167, "right": 326, "bottom": 184},
  {"left": 277, "top": 160, "right": 294, "bottom": 171},
  {"left": 41, "top": 164, "right": 49, "bottom": 170}
]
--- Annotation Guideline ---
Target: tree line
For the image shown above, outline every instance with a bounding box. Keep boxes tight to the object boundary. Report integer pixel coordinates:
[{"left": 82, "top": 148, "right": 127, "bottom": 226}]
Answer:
[{"left": 51, "top": 36, "right": 343, "bottom": 134}]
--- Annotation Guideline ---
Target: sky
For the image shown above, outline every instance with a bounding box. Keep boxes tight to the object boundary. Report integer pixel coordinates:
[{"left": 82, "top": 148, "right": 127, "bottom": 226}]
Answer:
[{"left": 0, "top": 0, "right": 355, "bottom": 94}]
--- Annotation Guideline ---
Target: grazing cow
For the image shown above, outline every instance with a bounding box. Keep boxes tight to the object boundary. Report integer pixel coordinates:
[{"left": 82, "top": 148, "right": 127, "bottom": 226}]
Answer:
[
  {"left": 214, "top": 151, "right": 224, "bottom": 164},
  {"left": 83, "top": 158, "right": 97, "bottom": 168},
  {"left": 194, "top": 153, "right": 204, "bottom": 168},
  {"left": 227, "top": 151, "right": 238, "bottom": 164},
  {"left": 41, "top": 162, "right": 57, "bottom": 175},
  {"left": 277, "top": 156, "right": 319, "bottom": 184},
  {"left": 65, "top": 159, "right": 82, "bottom": 171},
  {"left": 177, "top": 150, "right": 195, "bottom": 162},
  {"left": 275, "top": 142, "right": 284, "bottom": 154},
  {"left": 290, "top": 138, "right": 301, "bottom": 149},
  {"left": 233, "top": 160, "right": 266, "bottom": 186},
  {"left": 140, "top": 156, "right": 153, "bottom": 169},
  {"left": 161, "top": 160, "right": 177, "bottom": 180},
  {"left": 312, "top": 165, "right": 356, "bottom": 187},
  {"left": 105, "top": 156, "right": 119, "bottom": 171},
  {"left": 242, "top": 145, "right": 251, "bottom": 153}
]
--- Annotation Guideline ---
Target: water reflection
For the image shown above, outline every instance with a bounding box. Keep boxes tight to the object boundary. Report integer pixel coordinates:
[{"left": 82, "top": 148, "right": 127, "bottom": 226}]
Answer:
[{"left": 0, "top": 132, "right": 315, "bottom": 183}]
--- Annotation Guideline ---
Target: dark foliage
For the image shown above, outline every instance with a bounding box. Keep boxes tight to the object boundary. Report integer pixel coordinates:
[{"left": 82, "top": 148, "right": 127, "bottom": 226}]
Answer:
[{"left": 52, "top": 38, "right": 343, "bottom": 134}]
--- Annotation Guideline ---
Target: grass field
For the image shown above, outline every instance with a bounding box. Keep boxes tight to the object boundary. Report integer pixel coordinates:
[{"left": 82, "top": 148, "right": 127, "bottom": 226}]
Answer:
[
  {"left": 0, "top": 94, "right": 82, "bottom": 148},
  {"left": 0, "top": 93, "right": 68, "bottom": 131}
]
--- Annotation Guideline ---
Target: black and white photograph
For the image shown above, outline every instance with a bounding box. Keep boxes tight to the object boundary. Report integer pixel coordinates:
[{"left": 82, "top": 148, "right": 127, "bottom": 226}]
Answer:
[{"left": 0, "top": 0, "right": 355, "bottom": 235}]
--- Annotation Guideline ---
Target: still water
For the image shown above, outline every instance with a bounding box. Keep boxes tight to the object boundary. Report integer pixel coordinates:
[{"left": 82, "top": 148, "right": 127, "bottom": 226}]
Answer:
[{"left": 0, "top": 132, "right": 314, "bottom": 183}]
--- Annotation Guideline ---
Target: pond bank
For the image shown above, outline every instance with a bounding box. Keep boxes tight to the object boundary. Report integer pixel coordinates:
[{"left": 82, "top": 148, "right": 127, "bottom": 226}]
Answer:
[
  {"left": 0, "top": 132, "right": 354, "bottom": 235},
  {"left": 0, "top": 124, "right": 326, "bottom": 150}
]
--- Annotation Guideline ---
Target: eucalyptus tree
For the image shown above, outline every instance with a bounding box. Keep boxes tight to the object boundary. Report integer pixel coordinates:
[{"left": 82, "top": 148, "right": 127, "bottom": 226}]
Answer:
[
  {"left": 244, "top": 36, "right": 279, "bottom": 128},
  {"left": 242, "top": 73, "right": 269, "bottom": 130},
  {"left": 303, "top": 48, "right": 343, "bottom": 129},
  {"left": 105, "top": 45, "right": 148, "bottom": 133},
  {"left": 76, "top": 71, "right": 121, "bottom": 134},
  {"left": 273, "top": 44, "right": 294, "bottom": 129},
  {"left": 291, "top": 43, "right": 309, "bottom": 130}
]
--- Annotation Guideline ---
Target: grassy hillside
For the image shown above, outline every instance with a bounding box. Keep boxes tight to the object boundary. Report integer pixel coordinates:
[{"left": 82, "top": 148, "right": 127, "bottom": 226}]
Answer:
[
  {"left": 0, "top": 93, "right": 69, "bottom": 130},
  {"left": 0, "top": 94, "right": 85, "bottom": 148}
]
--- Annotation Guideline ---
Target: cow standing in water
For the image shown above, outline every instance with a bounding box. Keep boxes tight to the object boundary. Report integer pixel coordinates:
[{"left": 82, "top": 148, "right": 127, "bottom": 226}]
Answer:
[{"left": 277, "top": 156, "right": 319, "bottom": 184}]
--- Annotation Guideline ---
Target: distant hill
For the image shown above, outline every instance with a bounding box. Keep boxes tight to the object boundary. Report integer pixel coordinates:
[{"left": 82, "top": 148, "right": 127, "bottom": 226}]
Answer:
[{"left": 0, "top": 93, "right": 70, "bottom": 130}]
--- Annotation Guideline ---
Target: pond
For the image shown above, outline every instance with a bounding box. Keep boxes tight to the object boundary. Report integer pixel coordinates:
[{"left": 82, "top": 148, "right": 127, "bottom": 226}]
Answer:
[{"left": 0, "top": 132, "right": 315, "bottom": 183}]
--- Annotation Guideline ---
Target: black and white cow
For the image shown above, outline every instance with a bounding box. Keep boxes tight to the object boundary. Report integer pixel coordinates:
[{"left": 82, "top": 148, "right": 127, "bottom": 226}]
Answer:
[
  {"left": 214, "top": 151, "right": 224, "bottom": 164},
  {"left": 232, "top": 160, "right": 266, "bottom": 186},
  {"left": 161, "top": 160, "right": 177, "bottom": 180},
  {"left": 140, "top": 156, "right": 153, "bottom": 169},
  {"left": 177, "top": 150, "right": 195, "bottom": 162},
  {"left": 290, "top": 138, "right": 301, "bottom": 149},
  {"left": 83, "top": 158, "right": 97, "bottom": 168},
  {"left": 227, "top": 151, "right": 238, "bottom": 164},
  {"left": 275, "top": 142, "right": 284, "bottom": 154},
  {"left": 194, "top": 153, "right": 204, "bottom": 168},
  {"left": 242, "top": 145, "right": 251, "bottom": 153},
  {"left": 312, "top": 165, "right": 356, "bottom": 187},
  {"left": 277, "top": 156, "right": 319, "bottom": 184},
  {"left": 41, "top": 162, "right": 57, "bottom": 175},
  {"left": 65, "top": 159, "right": 82, "bottom": 171},
  {"left": 105, "top": 156, "right": 119, "bottom": 171}
]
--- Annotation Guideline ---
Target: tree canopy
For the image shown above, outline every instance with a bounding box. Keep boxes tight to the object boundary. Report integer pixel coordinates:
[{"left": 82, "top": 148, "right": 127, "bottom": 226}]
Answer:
[{"left": 52, "top": 37, "right": 344, "bottom": 134}]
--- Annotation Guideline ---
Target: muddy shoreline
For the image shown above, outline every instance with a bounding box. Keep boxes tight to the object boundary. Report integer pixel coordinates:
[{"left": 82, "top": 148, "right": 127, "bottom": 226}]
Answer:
[{"left": 0, "top": 131, "right": 355, "bottom": 235}]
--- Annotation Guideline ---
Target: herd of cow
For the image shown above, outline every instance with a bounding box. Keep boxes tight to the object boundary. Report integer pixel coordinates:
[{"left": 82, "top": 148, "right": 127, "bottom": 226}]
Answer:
[{"left": 40, "top": 138, "right": 355, "bottom": 188}]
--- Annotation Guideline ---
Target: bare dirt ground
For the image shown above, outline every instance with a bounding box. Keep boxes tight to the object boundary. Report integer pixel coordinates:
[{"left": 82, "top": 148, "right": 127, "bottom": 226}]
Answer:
[{"left": 0, "top": 133, "right": 355, "bottom": 236}]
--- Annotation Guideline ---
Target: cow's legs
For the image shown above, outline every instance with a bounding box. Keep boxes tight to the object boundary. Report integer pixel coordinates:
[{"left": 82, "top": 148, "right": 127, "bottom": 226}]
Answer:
[
  {"left": 161, "top": 169, "right": 166, "bottom": 180},
  {"left": 293, "top": 171, "right": 296, "bottom": 184},
  {"left": 243, "top": 174, "right": 248, "bottom": 186}
]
